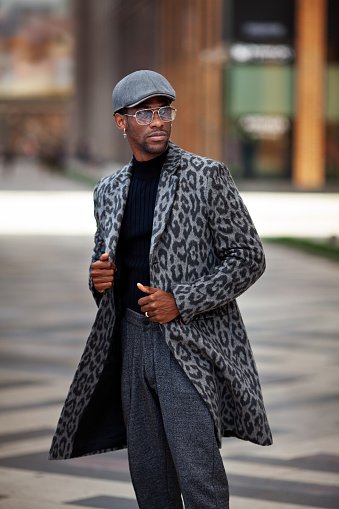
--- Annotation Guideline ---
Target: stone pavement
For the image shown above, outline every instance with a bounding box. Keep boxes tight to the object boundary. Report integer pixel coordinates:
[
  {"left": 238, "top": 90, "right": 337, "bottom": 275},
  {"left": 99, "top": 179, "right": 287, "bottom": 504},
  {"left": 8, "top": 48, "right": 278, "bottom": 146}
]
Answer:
[
  {"left": 1, "top": 157, "right": 339, "bottom": 238},
  {"left": 0, "top": 159, "right": 339, "bottom": 508}
]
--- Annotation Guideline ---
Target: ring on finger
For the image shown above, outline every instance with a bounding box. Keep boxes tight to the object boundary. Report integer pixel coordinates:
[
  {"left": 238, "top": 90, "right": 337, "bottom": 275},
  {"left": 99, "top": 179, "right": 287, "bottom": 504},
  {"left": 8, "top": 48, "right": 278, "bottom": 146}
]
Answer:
[{"left": 145, "top": 311, "right": 149, "bottom": 318}]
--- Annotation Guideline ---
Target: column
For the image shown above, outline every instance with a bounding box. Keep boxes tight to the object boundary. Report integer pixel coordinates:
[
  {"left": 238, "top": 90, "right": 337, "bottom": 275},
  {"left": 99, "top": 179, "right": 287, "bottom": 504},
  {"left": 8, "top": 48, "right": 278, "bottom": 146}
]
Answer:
[{"left": 293, "top": 0, "right": 327, "bottom": 189}]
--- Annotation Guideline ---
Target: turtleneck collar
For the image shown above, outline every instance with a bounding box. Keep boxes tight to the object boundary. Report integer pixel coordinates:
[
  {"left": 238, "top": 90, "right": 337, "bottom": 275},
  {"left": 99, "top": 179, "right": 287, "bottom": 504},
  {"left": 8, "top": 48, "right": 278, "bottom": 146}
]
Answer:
[{"left": 132, "top": 148, "right": 168, "bottom": 181}]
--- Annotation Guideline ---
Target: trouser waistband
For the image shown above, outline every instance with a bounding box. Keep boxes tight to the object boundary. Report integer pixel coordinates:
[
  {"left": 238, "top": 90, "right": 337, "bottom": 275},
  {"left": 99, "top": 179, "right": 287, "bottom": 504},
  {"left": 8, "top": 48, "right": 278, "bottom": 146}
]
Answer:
[{"left": 123, "top": 307, "right": 158, "bottom": 328}]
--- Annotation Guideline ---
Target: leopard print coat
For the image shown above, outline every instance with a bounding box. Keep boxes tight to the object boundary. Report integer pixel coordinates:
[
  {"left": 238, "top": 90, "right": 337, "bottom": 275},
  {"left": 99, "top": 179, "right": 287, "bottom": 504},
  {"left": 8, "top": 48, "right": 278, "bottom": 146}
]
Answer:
[{"left": 49, "top": 141, "right": 272, "bottom": 460}]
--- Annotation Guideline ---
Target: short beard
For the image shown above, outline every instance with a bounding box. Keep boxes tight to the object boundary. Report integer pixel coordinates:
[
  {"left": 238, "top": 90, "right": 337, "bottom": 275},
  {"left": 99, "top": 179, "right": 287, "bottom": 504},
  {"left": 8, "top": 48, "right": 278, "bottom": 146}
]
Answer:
[{"left": 139, "top": 137, "right": 169, "bottom": 155}]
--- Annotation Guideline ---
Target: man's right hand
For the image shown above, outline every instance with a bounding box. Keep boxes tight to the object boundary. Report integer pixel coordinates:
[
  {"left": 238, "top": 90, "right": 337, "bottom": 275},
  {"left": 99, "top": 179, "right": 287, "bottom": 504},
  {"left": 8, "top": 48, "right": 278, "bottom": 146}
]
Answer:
[{"left": 90, "top": 253, "right": 116, "bottom": 293}]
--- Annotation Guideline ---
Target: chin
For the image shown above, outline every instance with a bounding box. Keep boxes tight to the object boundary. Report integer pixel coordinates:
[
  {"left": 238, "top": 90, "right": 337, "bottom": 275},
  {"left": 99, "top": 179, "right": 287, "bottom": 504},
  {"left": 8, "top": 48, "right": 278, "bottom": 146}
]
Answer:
[{"left": 147, "top": 140, "right": 169, "bottom": 154}]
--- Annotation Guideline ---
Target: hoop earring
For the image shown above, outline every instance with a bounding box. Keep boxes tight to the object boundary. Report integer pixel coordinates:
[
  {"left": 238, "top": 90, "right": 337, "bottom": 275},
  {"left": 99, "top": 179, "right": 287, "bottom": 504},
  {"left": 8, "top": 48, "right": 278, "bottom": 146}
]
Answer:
[{"left": 123, "top": 128, "right": 127, "bottom": 139}]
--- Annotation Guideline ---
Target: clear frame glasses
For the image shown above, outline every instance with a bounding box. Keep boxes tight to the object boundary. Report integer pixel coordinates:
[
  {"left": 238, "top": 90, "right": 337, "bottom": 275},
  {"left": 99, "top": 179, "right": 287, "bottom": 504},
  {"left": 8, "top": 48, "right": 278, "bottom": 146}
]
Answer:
[{"left": 124, "top": 106, "right": 177, "bottom": 125}]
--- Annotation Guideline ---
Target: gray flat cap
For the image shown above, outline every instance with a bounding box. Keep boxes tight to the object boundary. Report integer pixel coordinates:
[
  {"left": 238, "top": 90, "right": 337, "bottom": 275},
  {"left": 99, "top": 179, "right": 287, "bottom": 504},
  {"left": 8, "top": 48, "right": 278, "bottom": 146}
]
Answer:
[{"left": 112, "top": 70, "right": 176, "bottom": 114}]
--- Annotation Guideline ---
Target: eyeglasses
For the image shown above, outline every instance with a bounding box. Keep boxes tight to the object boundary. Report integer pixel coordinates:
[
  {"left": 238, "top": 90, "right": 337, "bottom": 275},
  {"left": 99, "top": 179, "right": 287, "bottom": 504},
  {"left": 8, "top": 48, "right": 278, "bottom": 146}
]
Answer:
[{"left": 124, "top": 106, "right": 177, "bottom": 125}]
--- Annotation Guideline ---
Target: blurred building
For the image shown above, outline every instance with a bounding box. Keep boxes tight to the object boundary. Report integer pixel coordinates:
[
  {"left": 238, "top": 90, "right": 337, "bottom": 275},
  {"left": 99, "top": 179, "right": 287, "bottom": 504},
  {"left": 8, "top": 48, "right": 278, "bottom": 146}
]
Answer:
[
  {"left": 0, "top": 0, "right": 73, "bottom": 166},
  {"left": 71, "top": 0, "right": 339, "bottom": 190},
  {"left": 1, "top": 0, "right": 338, "bottom": 190},
  {"left": 70, "top": 0, "right": 225, "bottom": 166}
]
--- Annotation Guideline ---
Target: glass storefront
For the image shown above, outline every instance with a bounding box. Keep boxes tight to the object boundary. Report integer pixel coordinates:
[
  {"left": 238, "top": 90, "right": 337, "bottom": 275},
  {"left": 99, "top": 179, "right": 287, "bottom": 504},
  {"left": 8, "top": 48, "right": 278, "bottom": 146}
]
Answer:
[
  {"left": 225, "top": 63, "right": 293, "bottom": 179},
  {"left": 223, "top": 0, "right": 295, "bottom": 181},
  {"left": 223, "top": 0, "right": 339, "bottom": 185}
]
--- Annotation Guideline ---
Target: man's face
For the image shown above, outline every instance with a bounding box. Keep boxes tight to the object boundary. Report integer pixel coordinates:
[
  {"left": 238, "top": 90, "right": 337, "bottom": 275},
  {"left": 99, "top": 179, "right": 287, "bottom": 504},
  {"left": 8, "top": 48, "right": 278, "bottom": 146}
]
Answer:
[{"left": 116, "top": 96, "right": 172, "bottom": 161}]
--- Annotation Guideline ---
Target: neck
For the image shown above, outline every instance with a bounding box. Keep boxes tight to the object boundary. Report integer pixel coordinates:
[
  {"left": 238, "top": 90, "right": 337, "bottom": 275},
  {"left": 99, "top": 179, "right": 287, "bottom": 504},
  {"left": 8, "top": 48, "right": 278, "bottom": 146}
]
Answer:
[{"left": 132, "top": 149, "right": 168, "bottom": 180}]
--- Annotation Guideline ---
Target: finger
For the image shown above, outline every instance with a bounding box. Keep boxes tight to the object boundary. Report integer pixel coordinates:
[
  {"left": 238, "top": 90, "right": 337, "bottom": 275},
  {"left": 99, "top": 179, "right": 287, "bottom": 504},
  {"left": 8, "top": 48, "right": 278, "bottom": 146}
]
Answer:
[
  {"left": 91, "top": 261, "right": 112, "bottom": 271},
  {"left": 144, "top": 308, "right": 158, "bottom": 321},
  {"left": 97, "top": 255, "right": 115, "bottom": 269},
  {"left": 138, "top": 296, "right": 152, "bottom": 308},
  {"left": 137, "top": 283, "right": 158, "bottom": 294},
  {"left": 91, "top": 268, "right": 115, "bottom": 277},
  {"left": 91, "top": 275, "right": 114, "bottom": 285},
  {"left": 95, "top": 278, "right": 113, "bottom": 290},
  {"left": 97, "top": 283, "right": 113, "bottom": 293}
]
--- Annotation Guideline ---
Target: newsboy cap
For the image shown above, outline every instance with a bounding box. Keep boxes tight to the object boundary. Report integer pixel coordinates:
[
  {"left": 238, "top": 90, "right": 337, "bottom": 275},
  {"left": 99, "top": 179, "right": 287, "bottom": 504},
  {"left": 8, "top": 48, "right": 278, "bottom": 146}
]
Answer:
[{"left": 112, "top": 70, "right": 176, "bottom": 114}]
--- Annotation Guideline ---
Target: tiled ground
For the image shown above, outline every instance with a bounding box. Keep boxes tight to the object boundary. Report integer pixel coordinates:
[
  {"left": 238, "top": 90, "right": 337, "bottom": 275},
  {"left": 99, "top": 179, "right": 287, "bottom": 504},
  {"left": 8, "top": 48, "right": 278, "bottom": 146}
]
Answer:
[
  {"left": 0, "top": 160, "right": 339, "bottom": 508},
  {"left": 0, "top": 235, "right": 338, "bottom": 509}
]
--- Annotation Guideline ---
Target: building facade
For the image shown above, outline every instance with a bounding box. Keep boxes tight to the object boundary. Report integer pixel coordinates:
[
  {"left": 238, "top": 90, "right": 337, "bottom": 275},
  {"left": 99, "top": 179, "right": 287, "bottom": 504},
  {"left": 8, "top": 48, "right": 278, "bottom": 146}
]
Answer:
[
  {"left": 4, "top": 1, "right": 334, "bottom": 189},
  {"left": 72, "top": 0, "right": 338, "bottom": 189}
]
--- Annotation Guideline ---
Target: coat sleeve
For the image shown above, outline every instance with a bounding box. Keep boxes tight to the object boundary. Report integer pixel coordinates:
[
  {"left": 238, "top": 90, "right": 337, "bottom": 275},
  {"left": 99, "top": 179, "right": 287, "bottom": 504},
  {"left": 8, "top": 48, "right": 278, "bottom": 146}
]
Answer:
[
  {"left": 88, "top": 180, "right": 106, "bottom": 307},
  {"left": 172, "top": 163, "right": 265, "bottom": 323}
]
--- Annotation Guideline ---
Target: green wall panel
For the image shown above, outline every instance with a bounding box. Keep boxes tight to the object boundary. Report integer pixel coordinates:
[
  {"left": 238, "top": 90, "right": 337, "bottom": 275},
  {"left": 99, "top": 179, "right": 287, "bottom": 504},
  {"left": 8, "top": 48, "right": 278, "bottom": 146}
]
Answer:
[
  {"left": 226, "top": 64, "right": 294, "bottom": 118},
  {"left": 327, "top": 65, "right": 339, "bottom": 122},
  {"left": 226, "top": 64, "right": 339, "bottom": 122}
]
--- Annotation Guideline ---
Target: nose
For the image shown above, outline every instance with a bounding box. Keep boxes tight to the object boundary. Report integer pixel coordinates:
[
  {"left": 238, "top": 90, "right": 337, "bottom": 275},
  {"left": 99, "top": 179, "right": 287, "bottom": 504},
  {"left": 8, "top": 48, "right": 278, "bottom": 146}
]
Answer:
[{"left": 150, "top": 109, "right": 164, "bottom": 127}]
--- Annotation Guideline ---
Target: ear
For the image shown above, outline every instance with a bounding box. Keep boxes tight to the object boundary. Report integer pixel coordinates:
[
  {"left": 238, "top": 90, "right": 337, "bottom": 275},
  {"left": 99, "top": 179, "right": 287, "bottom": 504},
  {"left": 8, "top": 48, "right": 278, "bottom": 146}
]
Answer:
[{"left": 114, "top": 113, "right": 127, "bottom": 132}]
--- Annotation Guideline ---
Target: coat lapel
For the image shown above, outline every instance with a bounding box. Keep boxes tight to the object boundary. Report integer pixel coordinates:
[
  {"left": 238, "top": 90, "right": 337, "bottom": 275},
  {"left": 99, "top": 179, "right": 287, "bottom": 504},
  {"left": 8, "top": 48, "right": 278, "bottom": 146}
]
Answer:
[
  {"left": 104, "top": 162, "right": 133, "bottom": 260},
  {"left": 103, "top": 142, "right": 181, "bottom": 265},
  {"left": 150, "top": 142, "right": 181, "bottom": 260}
]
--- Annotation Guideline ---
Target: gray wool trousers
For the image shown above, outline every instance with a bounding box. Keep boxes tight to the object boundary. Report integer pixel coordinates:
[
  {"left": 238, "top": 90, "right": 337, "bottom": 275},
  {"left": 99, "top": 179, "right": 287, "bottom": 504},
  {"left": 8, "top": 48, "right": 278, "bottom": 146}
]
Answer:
[{"left": 120, "top": 308, "right": 229, "bottom": 509}]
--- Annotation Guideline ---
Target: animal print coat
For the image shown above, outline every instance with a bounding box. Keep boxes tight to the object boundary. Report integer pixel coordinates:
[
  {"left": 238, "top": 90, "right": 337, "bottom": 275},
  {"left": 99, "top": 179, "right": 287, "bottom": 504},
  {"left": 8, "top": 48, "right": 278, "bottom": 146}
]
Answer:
[{"left": 49, "top": 141, "right": 272, "bottom": 460}]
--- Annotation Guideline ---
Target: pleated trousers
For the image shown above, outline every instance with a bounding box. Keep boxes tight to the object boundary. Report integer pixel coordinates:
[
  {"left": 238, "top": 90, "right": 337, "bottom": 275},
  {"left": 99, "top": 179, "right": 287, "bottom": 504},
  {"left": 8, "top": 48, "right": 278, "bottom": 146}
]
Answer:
[{"left": 120, "top": 308, "right": 229, "bottom": 509}]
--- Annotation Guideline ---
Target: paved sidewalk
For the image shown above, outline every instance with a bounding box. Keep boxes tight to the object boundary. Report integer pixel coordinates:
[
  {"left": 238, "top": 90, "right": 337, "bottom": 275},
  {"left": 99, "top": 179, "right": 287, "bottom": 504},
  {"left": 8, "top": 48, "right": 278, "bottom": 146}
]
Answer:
[
  {"left": 1, "top": 157, "right": 339, "bottom": 238},
  {"left": 0, "top": 160, "right": 339, "bottom": 508}
]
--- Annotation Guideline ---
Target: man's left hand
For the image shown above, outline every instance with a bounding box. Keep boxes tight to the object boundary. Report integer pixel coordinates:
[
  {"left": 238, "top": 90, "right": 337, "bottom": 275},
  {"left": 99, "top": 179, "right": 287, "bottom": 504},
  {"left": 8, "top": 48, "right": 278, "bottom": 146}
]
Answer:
[{"left": 137, "top": 283, "right": 180, "bottom": 324}]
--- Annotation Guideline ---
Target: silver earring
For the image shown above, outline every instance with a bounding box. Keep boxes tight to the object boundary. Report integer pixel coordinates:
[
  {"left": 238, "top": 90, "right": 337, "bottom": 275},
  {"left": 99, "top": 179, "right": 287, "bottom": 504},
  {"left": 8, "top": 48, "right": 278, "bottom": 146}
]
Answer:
[{"left": 123, "top": 128, "right": 127, "bottom": 139}]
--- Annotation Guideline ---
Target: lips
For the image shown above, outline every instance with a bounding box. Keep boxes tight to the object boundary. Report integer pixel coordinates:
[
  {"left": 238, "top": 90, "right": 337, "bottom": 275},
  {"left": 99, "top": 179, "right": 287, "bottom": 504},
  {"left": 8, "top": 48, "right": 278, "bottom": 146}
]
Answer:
[{"left": 147, "top": 131, "right": 168, "bottom": 142}]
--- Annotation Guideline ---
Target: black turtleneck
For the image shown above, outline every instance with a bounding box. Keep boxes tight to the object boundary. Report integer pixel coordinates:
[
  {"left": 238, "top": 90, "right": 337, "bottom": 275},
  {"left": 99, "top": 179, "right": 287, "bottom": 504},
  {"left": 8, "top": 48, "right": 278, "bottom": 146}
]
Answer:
[{"left": 114, "top": 149, "right": 168, "bottom": 314}]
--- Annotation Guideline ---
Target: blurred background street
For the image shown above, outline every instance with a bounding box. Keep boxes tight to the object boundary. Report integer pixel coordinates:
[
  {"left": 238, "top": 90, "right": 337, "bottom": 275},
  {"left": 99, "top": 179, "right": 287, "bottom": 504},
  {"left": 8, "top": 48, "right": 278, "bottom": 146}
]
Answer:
[{"left": 1, "top": 0, "right": 339, "bottom": 508}]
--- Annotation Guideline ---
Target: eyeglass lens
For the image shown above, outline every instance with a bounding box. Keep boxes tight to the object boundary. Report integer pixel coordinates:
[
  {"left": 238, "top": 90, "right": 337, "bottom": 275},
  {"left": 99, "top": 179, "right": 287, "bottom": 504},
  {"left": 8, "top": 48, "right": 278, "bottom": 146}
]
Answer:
[{"left": 136, "top": 107, "right": 176, "bottom": 125}]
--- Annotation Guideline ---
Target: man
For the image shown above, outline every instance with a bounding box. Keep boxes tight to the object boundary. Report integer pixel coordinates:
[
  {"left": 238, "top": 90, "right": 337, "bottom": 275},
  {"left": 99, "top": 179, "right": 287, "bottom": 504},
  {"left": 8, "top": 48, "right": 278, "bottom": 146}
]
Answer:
[{"left": 49, "top": 70, "right": 272, "bottom": 508}]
